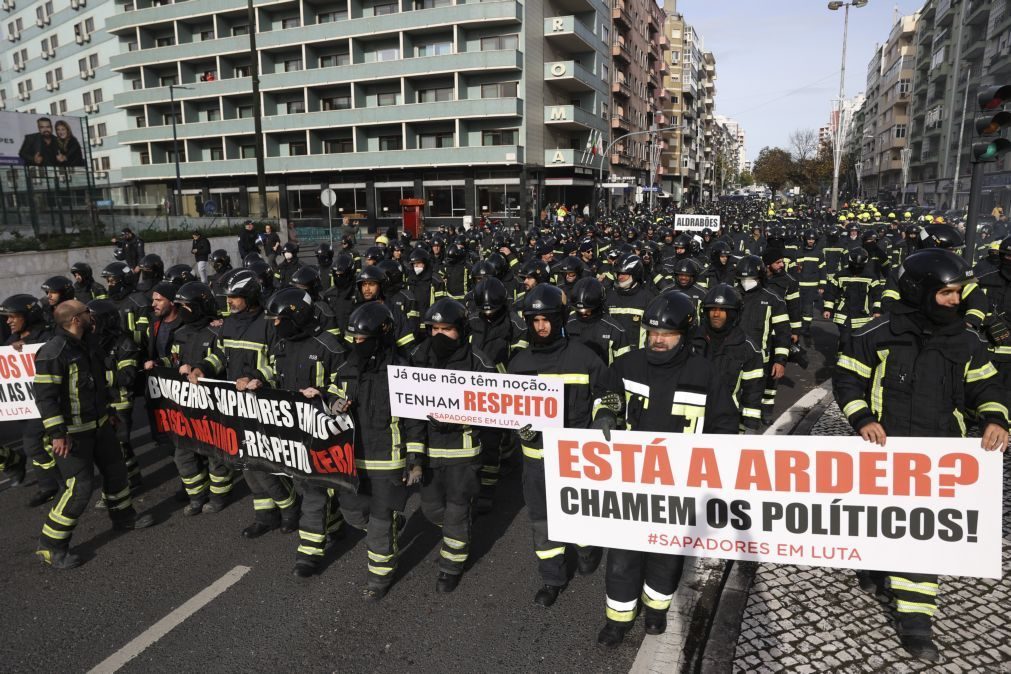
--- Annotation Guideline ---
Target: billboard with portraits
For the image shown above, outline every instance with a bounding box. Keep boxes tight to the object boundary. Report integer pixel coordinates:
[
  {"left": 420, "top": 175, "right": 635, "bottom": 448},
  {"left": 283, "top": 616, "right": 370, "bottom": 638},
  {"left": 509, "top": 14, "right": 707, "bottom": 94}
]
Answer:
[{"left": 0, "top": 110, "right": 87, "bottom": 168}]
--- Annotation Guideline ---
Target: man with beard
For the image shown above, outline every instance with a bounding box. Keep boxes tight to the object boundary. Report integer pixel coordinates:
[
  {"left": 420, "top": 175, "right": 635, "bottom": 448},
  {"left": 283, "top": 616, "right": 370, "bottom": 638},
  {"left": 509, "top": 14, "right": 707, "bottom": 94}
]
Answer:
[
  {"left": 19, "top": 117, "right": 59, "bottom": 166},
  {"left": 565, "top": 277, "right": 630, "bottom": 365},
  {"left": 71, "top": 263, "right": 107, "bottom": 303}
]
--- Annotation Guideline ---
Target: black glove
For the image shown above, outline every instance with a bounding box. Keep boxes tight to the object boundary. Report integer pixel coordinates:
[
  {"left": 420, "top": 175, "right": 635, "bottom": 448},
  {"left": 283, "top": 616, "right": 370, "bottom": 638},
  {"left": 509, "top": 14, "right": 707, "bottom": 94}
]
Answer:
[
  {"left": 517, "top": 424, "right": 538, "bottom": 442},
  {"left": 597, "top": 392, "right": 622, "bottom": 414},
  {"left": 591, "top": 415, "right": 618, "bottom": 442},
  {"left": 986, "top": 317, "right": 1011, "bottom": 346}
]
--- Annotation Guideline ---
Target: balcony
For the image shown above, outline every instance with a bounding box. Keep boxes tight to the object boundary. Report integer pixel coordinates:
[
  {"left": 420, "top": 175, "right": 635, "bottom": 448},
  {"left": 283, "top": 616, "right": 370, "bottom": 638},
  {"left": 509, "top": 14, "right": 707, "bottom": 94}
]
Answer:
[
  {"left": 610, "top": 113, "right": 631, "bottom": 131},
  {"left": 543, "top": 104, "right": 598, "bottom": 130},
  {"left": 544, "top": 15, "right": 596, "bottom": 53},
  {"left": 544, "top": 60, "right": 603, "bottom": 93},
  {"left": 611, "top": 0, "right": 631, "bottom": 28},
  {"left": 611, "top": 78, "right": 631, "bottom": 98},
  {"left": 611, "top": 38, "right": 631, "bottom": 63},
  {"left": 657, "top": 34, "right": 669, "bottom": 50},
  {"left": 935, "top": 0, "right": 953, "bottom": 27},
  {"left": 965, "top": 0, "right": 989, "bottom": 26}
]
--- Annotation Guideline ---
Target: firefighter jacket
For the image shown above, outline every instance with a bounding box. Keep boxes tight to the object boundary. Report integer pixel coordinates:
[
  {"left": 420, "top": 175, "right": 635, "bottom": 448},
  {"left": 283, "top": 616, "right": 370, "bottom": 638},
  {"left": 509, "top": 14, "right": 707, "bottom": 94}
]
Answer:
[
  {"left": 269, "top": 330, "right": 346, "bottom": 392},
  {"left": 328, "top": 347, "right": 424, "bottom": 476},
  {"left": 834, "top": 307, "right": 1009, "bottom": 436},
  {"left": 346, "top": 299, "right": 416, "bottom": 355},
  {"left": 821, "top": 243, "right": 847, "bottom": 283},
  {"left": 6, "top": 322, "right": 51, "bottom": 346},
  {"left": 609, "top": 343, "right": 739, "bottom": 434},
  {"left": 564, "top": 313, "right": 631, "bottom": 365},
  {"left": 880, "top": 270, "right": 989, "bottom": 329},
  {"left": 975, "top": 267, "right": 1011, "bottom": 364},
  {"left": 443, "top": 261, "right": 469, "bottom": 301},
  {"left": 689, "top": 324, "right": 764, "bottom": 428},
  {"left": 198, "top": 307, "right": 275, "bottom": 384},
  {"left": 277, "top": 259, "right": 303, "bottom": 288},
  {"left": 607, "top": 283, "right": 656, "bottom": 349},
  {"left": 743, "top": 236, "right": 766, "bottom": 257},
  {"left": 669, "top": 284, "right": 706, "bottom": 319},
  {"left": 408, "top": 339, "right": 502, "bottom": 466},
  {"left": 792, "top": 247, "right": 825, "bottom": 291},
  {"left": 322, "top": 282, "right": 356, "bottom": 335},
  {"left": 765, "top": 271, "right": 803, "bottom": 335},
  {"left": 469, "top": 311, "right": 518, "bottom": 372},
  {"left": 98, "top": 332, "right": 140, "bottom": 412},
  {"left": 823, "top": 272, "right": 882, "bottom": 330},
  {"left": 407, "top": 268, "right": 447, "bottom": 315},
  {"left": 507, "top": 337, "right": 619, "bottom": 459},
  {"left": 739, "top": 286, "right": 790, "bottom": 365},
  {"left": 110, "top": 290, "right": 150, "bottom": 347},
  {"left": 700, "top": 262, "right": 735, "bottom": 287},
  {"left": 34, "top": 329, "right": 110, "bottom": 438},
  {"left": 171, "top": 320, "right": 219, "bottom": 368},
  {"left": 73, "top": 280, "right": 107, "bottom": 303}
]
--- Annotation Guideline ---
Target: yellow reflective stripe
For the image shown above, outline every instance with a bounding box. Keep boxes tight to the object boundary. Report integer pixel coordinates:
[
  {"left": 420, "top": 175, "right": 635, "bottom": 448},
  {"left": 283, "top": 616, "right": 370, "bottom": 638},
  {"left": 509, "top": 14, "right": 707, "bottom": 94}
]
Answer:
[
  {"left": 894, "top": 600, "right": 936, "bottom": 615},
  {"left": 640, "top": 593, "right": 672, "bottom": 611},
  {"left": 368, "top": 550, "right": 394, "bottom": 562},
  {"left": 539, "top": 373, "right": 589, "bottom": 385},
  {"left": 66, "top": 420, "right": 99, "bottom": 433},
  {"left": 34, "top": 374, "right": 63, "bottom": 384},
  {"left": 522, "top": 445, "right": 543, "bottom": 460},
  {"left": 43, "top": 415, "right": 65, "bottom": 429},
  {"left": 606, "top": 607, "right": 637, "bottom": 622},
  {"left": 837, "top": 355, "right": 872, "bottom": 378},
  {"left": 741, "top": 407, "right": 761, "bottom": 419},
  {"left": 396, "top": 333, "right": 415, "bottom": 347},
  {"left": 741, "top": 368, "right": 763, "bottom": 380},
  {"left": 427, "top": 447, "right": 481, "bottom": 458},
  {"left": 952, "top": 409, "right": 967, "bottom": 437},
  {"left": 842, "top": 399, "right": 869, "bottom": 417},
  {"left": 671, "top": 403, "right": 705, "bottom": 419},
  {"left": 882, "top": 288, "right": 899, "bottom": 300},
  {"left": 222, "top": 339, "right": 264, "bottom": 350},
  {"left": 440, "top": 549, "right": 468, "bottom": 563},
  {"left": 405, "top": 442, "right": 425, "bottom": 453},
  {"left": 368, "top": 564, "right": 394, "bottom": 576},
  {"left": 444, "top": 536, "right": 466, "bottom": 550},
  {"left": 889, "top": 579, "right": 939, "bottom": 595},
  {"left": 965, "top": 362, "right": 997, "bottom": 383},
  {"left": 535, "top": 546, "right": 565, "bottom": 560},
  {"left": 300, "top": 531, "right": 326, "bottom": 542},
  {"left": 966, "top": 308, "right": 986, "bottom": 321},
  {"left": 42, "top": 524, "right": 71, "bottom": 540},
  {"left": 354, "top": 457, "right": 407, "bottom": 471},
  {"left": 871, "top": 349, "right": 889, "bottom": 417},
  {"left": 608, "top": 307, "right": 644, "bottom": 316},
  {"left": 771, "top": 313, "right": 789, "bottom": 324},
  {"left": 253, "top": 498, "right": 275, "bottom": 510},
  {"left": 297, "top": 545, "right": 324, "bottom": 556},
  {"left": 977, "top": 401, "right": 1009, "bottom": 419},
  {"left": 116, "top": 359, "right": 137, "bottom": 369},
  {"left": 68, "top": 363, "right": 80, "bottom": 423}
]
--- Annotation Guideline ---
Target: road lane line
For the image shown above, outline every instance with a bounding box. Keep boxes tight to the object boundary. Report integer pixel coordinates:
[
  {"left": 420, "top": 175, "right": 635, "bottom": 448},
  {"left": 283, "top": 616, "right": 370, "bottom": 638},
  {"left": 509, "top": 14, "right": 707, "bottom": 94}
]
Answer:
[{"left": 87, "top": 565, "right": 251, "bottom": 674}]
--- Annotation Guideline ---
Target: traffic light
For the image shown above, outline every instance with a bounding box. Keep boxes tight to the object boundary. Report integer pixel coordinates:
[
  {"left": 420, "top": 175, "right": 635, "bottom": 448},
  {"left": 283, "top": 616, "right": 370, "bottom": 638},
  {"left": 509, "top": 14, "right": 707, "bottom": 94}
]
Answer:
[{"left": 973, "top": 85, "right": 1011, "bottom": 162}]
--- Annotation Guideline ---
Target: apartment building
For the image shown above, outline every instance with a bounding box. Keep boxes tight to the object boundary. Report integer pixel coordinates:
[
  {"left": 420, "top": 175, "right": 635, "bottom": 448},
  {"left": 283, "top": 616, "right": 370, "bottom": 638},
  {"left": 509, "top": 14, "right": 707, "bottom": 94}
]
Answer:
[
  {"left": 105, "top": 0, "right": 613, "bottom": 226},
  {"left": 1, "top": 0, "right": 133, "bottom": 204}
]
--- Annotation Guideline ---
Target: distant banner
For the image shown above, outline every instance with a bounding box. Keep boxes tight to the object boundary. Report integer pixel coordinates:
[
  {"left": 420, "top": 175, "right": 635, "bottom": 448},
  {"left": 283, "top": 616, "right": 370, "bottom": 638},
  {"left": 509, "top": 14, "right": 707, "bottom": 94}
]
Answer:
[
  {"left": 1, "top": 110, "right": 87, "bottom": 167},
  {"left": 387, "top": 365, "right": 565, "bottom": 431},
  {"left": 674, "top": 214, "right": 721, "bottom": 232},
  {"left": 543, "top": 429, "right": 1002, "bottom": 578},
  {"left": 146, "top": 369, "right": 358, "bottom": 492},
  {"left": 0, "top": 344, "right": 42, "bottom": 420}
]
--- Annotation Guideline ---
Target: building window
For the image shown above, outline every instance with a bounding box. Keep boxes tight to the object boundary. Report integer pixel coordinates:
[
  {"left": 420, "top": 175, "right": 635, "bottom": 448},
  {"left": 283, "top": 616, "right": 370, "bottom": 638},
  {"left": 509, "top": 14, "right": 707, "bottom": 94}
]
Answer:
[
  {"left": 379, "top": 135, "right": 402, "bottom": 151},
  {"left": 479, "top": 34, "right": 518, "bottom": 51},
  {"left": 418, "top": 86, "right": 453, "bottom": 103},
  {"left": 210, "top": 146, "right": 224, "bottom": 160},
  {"left": 476, "top": 185, "right": 519, "bottom": 216},
  {"left": 317, "top": 9, "right": 348, "bottom": 22},
  {"left": 162, "top": 112, "right": 181, "bottom": 125},
  {"left": 241, "top": 144, "right": 256, "bottom": 158},
  {"left": 206, "top": 107, "right": 220, "bottom": 121},
  {"left": 426, "top": 185, "right": 464, "bottom": 216},
  {"left": 324, "top": 138, "right": 353, "bottom": 153},
  {"left": 414, "top": 0, "right": 452, "bottom": 8},
  {"left": 96, "top": 122, "right": 106, "bottom": 137},
  {"left": 284, "top": 58, "right": 303, "bottom": 72},
  {"left": 373, "top": 3, "right": 398, "bottom": 15},
  {"left": 200, "top": 30, "right": 214, "bottom": 41},
  {"left": 93, "top": 88, "right": 102, "bottom": 103},
  {"left": 156, "top": 36, "right": 174, "bottom": 47},
  {"left": 232, "top": 25, "right": 249, "bottom": 36},
  {"left": 281, "top": 17, "right": 299, "bottom": 29},
  {"left": 322, "top": 95, "right": 351, "bottom": 110},
  {"left": 895, "top": 124, "right": 907, "bottom": 139},
  {"left": 482, "top": 129, "right": 516, "bottom": 146},
  {"left": 480, "top": 82, "right": 516, "bottom": 98},
  {"left": 235, "top": 65, "right": 251, "bottom": 77},
  {"left": 238, "top": 105, "right": 253, "bottom": 118},
  {"left": 160, "top": 74, "right": 178, "bottom": 86},
  {"left": 140, "top": 150, "right": 150, "bottom": 165},
  {"left": 416, "top": 41, "right": 452, "bottom": 57},
  {"left": 135, "top": 115, "right": 146, "bottom": 128},
  {"left": 419, "top": 132, "right": 454, "bottom": 148},
  {"left": 320, "top": 53, "right": 350, "bottom": 68},
  {"left": 289, "top": 140, "right": 307, "bottom": 155},
  {"left": 377, "top": 92, "right": 399, "bottom": 106},
  {"left": 286, "top": 100, "right": 305, "bottom": 114},
  {"left": 101, "top": 156, "right": 110, "bottom": 170},
  {"left": 376, "top": 47, "right": 399, "bottom": 62}
]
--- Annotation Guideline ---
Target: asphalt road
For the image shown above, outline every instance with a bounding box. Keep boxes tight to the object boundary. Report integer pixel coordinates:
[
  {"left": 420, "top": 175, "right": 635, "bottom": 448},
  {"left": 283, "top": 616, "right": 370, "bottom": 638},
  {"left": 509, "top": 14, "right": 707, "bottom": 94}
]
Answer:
[{"left": 0, "top": 320, "right": 839, "bottom": 673}]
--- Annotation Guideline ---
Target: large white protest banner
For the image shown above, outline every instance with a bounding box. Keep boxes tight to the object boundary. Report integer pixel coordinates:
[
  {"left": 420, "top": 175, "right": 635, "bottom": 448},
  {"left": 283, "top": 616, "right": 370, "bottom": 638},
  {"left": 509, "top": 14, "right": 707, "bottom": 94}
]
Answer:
[
  {"left": 674, "top": 214, "right": 720, "bottom": 232},
  {"left": 542, "top": 428, "right": 1002, "bottom": 578},
  {"left": 0, "top": 344, "right": 42, "bottom": 420},
  {"left": 387, "top": 365, "right": 565, "bottom": 430}
]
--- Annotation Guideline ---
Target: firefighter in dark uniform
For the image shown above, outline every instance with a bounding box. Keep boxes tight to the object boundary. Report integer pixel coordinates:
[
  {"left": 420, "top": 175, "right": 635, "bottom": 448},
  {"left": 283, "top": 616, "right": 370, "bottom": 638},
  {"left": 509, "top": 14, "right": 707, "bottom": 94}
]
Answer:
[
  {"left": 410, "top": 298, "right": 502, "bottom": 592},
  {"left": 667, "top": 258, "right": 706, "bottom": 313},
  {"left": 265, "top": 288, "right": 347, "bottom": 578},
  {"left": 408, "top": 247, "right": 446, "bottom": 315},
  {"left": 328, "top": 302, "right": 426, "bottom": 600},
  {"left": 188, "top": 270, "right": 300, "bottom": 538},
  {"left": 792, "top": 230, "right": 825, "bottom": 338},
  {"left": 321, "top": 252, "right": 358, "bottom": 334},
  {"left": 71, "top": 262, "right": 107, "bottom": 303},
  {"left": 277, "top": 242, "right": 304, "bottom": 287},
  {"left": 315, "top": 243, "right": 336, "bottom": 292},
  {"left": 823, "top": 248, "right": 882, "bottom": 356},
  {"left": 833, "top": 249, "right": 1009, "bottom": 663},
  {"left": 171, "top": 282, "right": 234, "bottom": 514},
  {"left": 566, "top": 276, "right": 630, "bottom": 365},
  {"left": 735, "top": 255, "right": 790, "bottom": 426},
  {"left": 607, "top": 255, "right": 656, "bottom": 349},
  {"left": 290, "top": 266, "right": 341, "bottom": 337},
  {"left": 507, "top": 284, "right": 621, "bottom": 607},
  {"left": 0, "top": 294, "right": 59, "bottom": 506},
  {"left": 976, "top": 236, "right": 1011, "bottom": 408},
  {"left": 208, "top": 249, "right": 233, "bottom": 288},
  {"left": 101, "top": 262, "right": 149, "bottom": 346},
  {"left": 699, "top": 241, "right": 735, "bottom": 287},
  {"left": 40, "top": 275, "right": 75, "bottom": 329},
  {"left": 596, "top": 291, "right": 739, "bottom": 647},
  {"left": 33, "top": 300, "right": 155, "bottom": 569},
  {"left": 690, "top": 284, "right": 765, "bottom": 431}
]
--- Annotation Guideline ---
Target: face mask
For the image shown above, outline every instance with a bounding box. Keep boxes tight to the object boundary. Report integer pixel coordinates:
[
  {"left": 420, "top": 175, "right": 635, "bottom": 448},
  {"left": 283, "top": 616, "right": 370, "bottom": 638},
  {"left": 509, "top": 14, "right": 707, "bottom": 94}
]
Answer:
[
  {"left": 741, "top": 278, "right": 759, "bottom": 292},
  {"left": 179, "top": 305, "right": 201, "bottom": 324},
  {"left": 616, "top": 278, "right": 633, "bottom": 290},
  {"left": 430, "top": 333, "right": 460, "bottom": 361},
  {"left": 922, "top": 296, "right": 961, "bottom": 326},
  {"left": 413, "top": 265, "right": 425, "bottom": 276},
  {"left": 284, "top": 252, "right": 294, "bottom": 261},
  {"left": 274, "top": 318, "right": 304, "bottom": 340},
  {"left": 351, "top": 337, "right": 379, "bottom": 362}
]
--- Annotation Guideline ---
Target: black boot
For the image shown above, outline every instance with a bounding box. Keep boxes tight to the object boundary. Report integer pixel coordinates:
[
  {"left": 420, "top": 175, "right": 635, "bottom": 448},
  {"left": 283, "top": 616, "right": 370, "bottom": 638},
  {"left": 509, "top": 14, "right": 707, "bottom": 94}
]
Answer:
[
  {"left": 644, "top": 608, "right": 667, "bottom": 635},
  {"left": 897, "top": 614, "right": 940, "bottom": 663},
  {"left": 27, "top": 488, "right": 58, "bottom": 508},
  {"left": 183, "top": 499, "right": 207, "bottom": 517},
  {"left": 112, "top": 512, "right": 156, "bottom": 531},
  {"left": 436, "top": 571, "right": 461, "bottom": 593},
  {"left": 36, "top": 547, "right": 82, "bottom": 570},
  {"left": 280, "top": 507, "right": 300, "bottom": 534},
  {"left": 203, "top": 496, "right": 229, "bottom": 514},
  {"left": 364, "top": 586, "right": 389, "bottom": 602},
  {"left": 534, "top": 584, "right": 565, "bottom": 607},
  {"left": 292, "top": 561, "right": 319, "bottom": 579},
  {"left": 596, "top": 621, "right": 630, "bottom": 648},
  {"left": 242, "top": 521, "right": 277, "bottom": 539},
  {"left": 577, "top": 547, "right": 603, "bottom": 576}
]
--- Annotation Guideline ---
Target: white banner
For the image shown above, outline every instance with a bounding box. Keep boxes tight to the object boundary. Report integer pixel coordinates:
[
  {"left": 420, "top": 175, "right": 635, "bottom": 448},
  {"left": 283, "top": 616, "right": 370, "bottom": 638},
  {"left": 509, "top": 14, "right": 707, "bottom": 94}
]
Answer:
[
  {"left": 542, "top": 429, "right": 1002, "bottom": 578},
  {"left": 0, "top": 344, "right": 42, "bottom": 420},
  {"left": 674, "top": 214, "right": 721, "bottom": 232},
  {"left": 387, "top": 365, "right": 564, "bottom": 430}
]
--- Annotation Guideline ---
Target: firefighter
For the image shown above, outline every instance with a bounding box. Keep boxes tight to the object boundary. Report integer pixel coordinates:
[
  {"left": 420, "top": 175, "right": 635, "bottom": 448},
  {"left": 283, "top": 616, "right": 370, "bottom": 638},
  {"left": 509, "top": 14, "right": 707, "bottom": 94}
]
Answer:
[
  {"left": 597, "top": 291, "right": 738, "bottom": 647},
  {"left": 329, "top": 302, "right": 425, "bottom": 600},
  {"left": 321, "top": 252, "right": 357, "bottom": 334},
  {"left": 792, "top": 230, "right": 825, "bottom": 339},
  {"left": 0, "top": 294, "right": 59, "bottom": 506},
  {"left": 699, "top": 241, "right": 735, "bottom": 287},
  {"left": 40, "top": 275, "right": 75, "bottom": 329},
  {"left": 667, "top": 258, "right": 706, "bottom": 314},
  {"left": 188, "top": 270, "right": 300, "bottom": 539},
  {"left": 442, "top": 244, "right": 469, "bottom": 300},
  {"left": 833, "top": 249, "right": 1009, "bottom": 662},
  {"left": 566, "top": 276, "right": 630, "bottom": 365},
  {"left": 734, "top": 255, "right": 790, "bottom": 426},
  {"left": 101, "top": 262, "right": 149, "bottom": 346},
  {"left": 411, "top": 298, "right": 501, "bottom": 592},
  {"left": 353, "top": 266, "right": 416, "bottom": 355},
  {"left": 33, "top": 300, "right": 155, "bottom": 569},
  {"left": 277, "top": 242, "right": 304, "bottom": 287},
  {"left": 171, "top": 282, "right": 234, "bottom": 514},
  {"left": 975, "top": 236, "right": 1011, "bottom": 408},
  {"left": 607, "top": 255, "right": 656, "bottom": 349},
  {"left": 690, "top": 284, "right": 764, "bottom": 432},
  {"left": 290, "top": 266, "right": 341, "bottom": 337},
  {"left": 208, "top": 249, "right": 233, "bottom": 288},
  {"left": 408, "top": 247, "right": 446, "bottom": 315},
  {"left": 71, "top": 262, "right": 107, "bottom": 303},
  {"left": 315, "top": 242, "right": 335, "bottom": 292},
  {"left": 265, "top": 288, "right": 347, "bottom": 578},
  {"left": 823, "top": 248, "right": 882, "bottom": 356},
  {"left": 507, "top": 284, "right": 620, "bottom": 607}
]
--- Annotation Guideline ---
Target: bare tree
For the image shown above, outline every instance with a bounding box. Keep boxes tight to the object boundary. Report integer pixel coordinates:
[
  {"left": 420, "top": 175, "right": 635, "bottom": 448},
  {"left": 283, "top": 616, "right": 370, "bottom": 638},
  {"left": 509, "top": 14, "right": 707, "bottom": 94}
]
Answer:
[{"left": 789, "top": 128, "right": 819, "bottom": 162}]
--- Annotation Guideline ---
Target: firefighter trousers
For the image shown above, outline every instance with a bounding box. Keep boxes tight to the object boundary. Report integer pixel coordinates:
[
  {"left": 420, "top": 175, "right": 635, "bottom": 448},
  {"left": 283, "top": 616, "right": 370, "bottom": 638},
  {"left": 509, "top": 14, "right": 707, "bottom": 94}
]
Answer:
[
  {"left": 295, "top": 478, "right": 343, "bottom": 566},
  {"left": 244, "top": 469, "right": 297, "bottom": 525},
  {"left": 604, "top": 549, "right": 685, "bottom": 624},
  {"left": 113, "top": 408, "right": 141, "bottom": 485},
  {"left": 39, "top": 422, "right": 137, "bottom": 552},
  {"left": 888, "top": 572, "right": 939, "bottom": 619},
  {"left": 25, "top": 418, "right": 60, "bottom": 493},
  {"left": 340, "top": 475, "right": 408, "bottom": 590},
  {"left": 420, "top": 462, "right": 481, "bottom": 575},
  {"left": 174, "top": 447, "right": 234, "bottom": 505}
]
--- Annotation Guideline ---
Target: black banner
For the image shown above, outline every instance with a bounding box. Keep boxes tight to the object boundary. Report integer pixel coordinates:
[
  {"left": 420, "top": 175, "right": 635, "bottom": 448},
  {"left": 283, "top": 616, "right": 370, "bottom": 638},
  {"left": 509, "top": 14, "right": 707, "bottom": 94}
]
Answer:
[{"left": 145, "top": 368, "right": 358, "bottom": 492}]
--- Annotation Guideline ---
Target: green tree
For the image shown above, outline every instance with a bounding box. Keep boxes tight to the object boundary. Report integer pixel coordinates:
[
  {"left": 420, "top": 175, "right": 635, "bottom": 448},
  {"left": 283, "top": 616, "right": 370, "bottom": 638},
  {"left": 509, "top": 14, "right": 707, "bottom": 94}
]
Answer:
[
  {"left": 739, "top": 170, "right": 755, "bottom": 187},
  {"left": 752, "top": 146, "right": 793, "bottom": 198}
]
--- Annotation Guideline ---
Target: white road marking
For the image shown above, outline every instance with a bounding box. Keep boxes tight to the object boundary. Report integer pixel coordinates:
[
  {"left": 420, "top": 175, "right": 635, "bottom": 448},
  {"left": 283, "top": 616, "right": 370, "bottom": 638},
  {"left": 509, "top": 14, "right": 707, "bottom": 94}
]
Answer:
[{"left": 87, "top": 565, "right": 251, "bottom": 674}]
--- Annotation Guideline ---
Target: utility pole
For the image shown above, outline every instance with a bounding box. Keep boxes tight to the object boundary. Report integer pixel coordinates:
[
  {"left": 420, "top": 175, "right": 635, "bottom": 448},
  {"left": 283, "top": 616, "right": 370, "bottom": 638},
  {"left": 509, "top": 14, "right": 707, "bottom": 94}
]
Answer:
[{"left": 247, "top": 0, "right": 268, "bottom": 219}]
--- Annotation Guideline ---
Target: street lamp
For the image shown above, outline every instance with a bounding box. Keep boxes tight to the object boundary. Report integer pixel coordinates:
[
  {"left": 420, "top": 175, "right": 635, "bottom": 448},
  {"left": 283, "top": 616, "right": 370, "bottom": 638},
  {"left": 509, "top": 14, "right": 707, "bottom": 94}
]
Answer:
[
  {"left": 168, "top": 84, "right": 192, "bottom": 220},
  {"left": 827, "top": 0, "right": 868, "bottom": 212},
  {"left": 596, "top": 125, "right": 685, "bottom": 215}
]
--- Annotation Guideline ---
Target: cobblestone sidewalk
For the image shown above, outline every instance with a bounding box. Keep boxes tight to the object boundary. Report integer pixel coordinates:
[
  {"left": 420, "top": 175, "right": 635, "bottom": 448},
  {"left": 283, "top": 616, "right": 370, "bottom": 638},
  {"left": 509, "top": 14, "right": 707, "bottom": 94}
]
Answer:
[{"left": 733, "top": 402, "right": 1011, "bottom": 673}]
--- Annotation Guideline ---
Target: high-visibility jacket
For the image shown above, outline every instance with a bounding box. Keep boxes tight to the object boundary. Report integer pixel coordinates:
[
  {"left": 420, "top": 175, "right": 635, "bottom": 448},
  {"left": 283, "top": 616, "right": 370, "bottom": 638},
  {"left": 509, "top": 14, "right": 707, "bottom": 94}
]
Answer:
[{"left": 33, "top": 328, "right": 110, "bottom": 438}]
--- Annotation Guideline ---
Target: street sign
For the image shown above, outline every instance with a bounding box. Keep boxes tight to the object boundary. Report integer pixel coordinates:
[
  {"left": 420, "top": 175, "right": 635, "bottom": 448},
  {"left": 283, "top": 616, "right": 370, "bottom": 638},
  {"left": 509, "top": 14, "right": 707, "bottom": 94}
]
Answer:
[
  {"left": 202, "top": 199, "right": 217, "bottom": 215},
  {"left": 674, "top": 214, "right": 721, "bottom": 232},
  {"left": 320, "top": 188, "right": 337, "bottom": 207},
  {"left": 95, "top": 199, "right": 114, "bottom": 207},
  {"left": 600, "top": 182, "right": 631, "bottom": 188}
]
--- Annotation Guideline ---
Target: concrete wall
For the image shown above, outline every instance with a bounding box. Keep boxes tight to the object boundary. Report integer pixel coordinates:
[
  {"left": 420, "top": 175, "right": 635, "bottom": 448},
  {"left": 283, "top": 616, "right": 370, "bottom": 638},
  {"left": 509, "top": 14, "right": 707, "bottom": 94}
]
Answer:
[{"left": 0, "top": 235, "right": 237, "bottom": 300}]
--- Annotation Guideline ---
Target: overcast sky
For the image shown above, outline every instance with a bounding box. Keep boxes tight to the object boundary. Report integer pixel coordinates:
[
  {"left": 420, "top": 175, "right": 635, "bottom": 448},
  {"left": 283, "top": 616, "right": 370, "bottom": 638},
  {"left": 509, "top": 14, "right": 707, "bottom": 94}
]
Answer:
[{"left": 673, "top": 0, "right": 925, "bottom": 161}]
